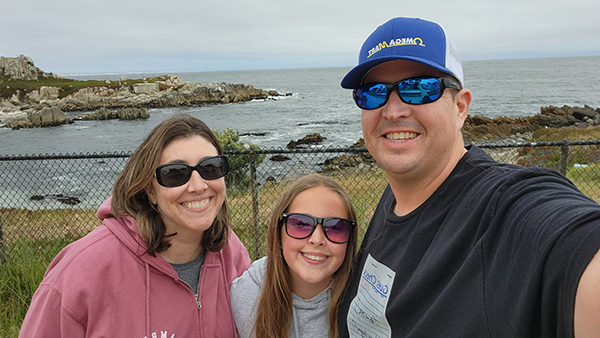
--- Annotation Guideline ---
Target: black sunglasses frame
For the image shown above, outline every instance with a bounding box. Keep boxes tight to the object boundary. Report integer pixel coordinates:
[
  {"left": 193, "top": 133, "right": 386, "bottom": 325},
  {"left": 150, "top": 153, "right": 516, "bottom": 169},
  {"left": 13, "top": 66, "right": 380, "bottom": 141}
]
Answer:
[
  {"left": 154, "top": 155, "right": 229, "bottom": 187},
  {"left": 280, "top": 212, "right": 356, "bottom": 244},
  {"left": 353, "top": 76, "right": 462, "bottom": 110}
]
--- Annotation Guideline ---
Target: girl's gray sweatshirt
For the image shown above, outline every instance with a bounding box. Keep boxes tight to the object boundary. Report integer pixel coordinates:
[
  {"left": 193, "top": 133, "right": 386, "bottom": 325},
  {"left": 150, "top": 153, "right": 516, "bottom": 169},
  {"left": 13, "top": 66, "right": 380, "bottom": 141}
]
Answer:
[{"left": 230, "top": 256, "right": 332, "bottom": 338}]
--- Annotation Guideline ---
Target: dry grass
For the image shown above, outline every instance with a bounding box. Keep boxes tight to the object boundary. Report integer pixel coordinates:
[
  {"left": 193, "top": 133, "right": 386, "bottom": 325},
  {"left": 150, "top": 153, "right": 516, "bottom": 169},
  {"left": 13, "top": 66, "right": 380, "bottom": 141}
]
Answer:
[{"left": 0, "top": 208, "right": 100, "bottom": 244}]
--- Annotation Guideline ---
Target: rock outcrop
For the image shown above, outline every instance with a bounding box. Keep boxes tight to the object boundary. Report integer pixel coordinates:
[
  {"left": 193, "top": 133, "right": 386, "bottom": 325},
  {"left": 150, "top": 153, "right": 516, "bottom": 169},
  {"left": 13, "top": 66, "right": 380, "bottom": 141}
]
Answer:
[
  {"left": 5, "top": 107, "right": 70, "bottom": 129},
  {"left": 54, "top": 81, "right": 279, "bottom": 112},
  {"left": 0, "top": 55, "right": 59, "bottom": 81},
  {"left": 1, "top": 76, "right": 281, "bottom": 125},
  {"left": 0, "top": 55, "right": 283, "bottom": 127},
  {"left": 74, "top": 107, "right": 150, "bottom": 121},
  {"left": 322, "top": 138, "right": 375, "bottom": 172},
  {"left": 286, "top": 133, "right": 326, "bottom": 149},
  {"left": 462, "top": 105, "right": 600, "bottom": 143}
]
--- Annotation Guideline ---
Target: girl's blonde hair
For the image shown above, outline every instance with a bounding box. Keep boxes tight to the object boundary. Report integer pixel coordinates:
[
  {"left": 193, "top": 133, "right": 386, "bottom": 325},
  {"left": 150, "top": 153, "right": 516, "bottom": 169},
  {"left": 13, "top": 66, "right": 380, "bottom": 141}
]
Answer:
[
  {"left": 254, "top": 173, "right": 358, "bottom": 338},
  {"left": 111, "top": 114, "right": 230, "bottom": 254}
]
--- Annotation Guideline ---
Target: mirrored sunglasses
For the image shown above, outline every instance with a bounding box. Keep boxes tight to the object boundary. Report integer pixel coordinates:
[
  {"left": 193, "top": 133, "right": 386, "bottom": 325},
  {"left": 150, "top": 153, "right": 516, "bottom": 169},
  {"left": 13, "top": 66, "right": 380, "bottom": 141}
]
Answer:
[
  {"left": 353, "top": 76, "right": 462, "bottom": 110},
  {"left": 154, "top": 155, "right": 228, "bottom": 187},
  {"left": 281, "top": 212, "right": 355, "bottom": 244}
]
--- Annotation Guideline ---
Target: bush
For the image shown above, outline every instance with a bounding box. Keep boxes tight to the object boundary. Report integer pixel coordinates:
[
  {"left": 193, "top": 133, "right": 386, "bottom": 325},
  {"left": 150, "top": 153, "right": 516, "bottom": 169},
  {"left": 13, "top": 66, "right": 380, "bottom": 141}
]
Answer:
[{"left": 214, "top": 129, "right": 265, "bottom": 194}]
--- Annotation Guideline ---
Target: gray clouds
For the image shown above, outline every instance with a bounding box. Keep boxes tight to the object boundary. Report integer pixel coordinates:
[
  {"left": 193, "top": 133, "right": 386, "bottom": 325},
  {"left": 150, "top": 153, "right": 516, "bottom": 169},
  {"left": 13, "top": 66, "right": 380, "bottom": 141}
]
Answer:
[{"left": 1, "top": 0, "right": 599, "bottom": 74}]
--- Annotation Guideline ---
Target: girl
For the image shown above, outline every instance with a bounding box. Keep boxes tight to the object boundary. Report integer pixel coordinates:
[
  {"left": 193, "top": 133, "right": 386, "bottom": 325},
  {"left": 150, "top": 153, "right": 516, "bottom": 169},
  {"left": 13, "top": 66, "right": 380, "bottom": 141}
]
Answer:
[
  {"left": 230, "top": 173, "right": 358, "bottom": 338},
  {"left": 20, "top": 114, "right": 251, "bottom": 337}
]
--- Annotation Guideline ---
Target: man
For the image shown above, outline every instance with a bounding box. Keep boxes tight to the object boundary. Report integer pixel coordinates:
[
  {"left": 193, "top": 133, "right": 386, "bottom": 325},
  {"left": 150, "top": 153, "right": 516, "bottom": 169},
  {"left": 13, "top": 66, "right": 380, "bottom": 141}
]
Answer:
[{"left": 338, "top": 17, "right": 600, "bottom": 337}]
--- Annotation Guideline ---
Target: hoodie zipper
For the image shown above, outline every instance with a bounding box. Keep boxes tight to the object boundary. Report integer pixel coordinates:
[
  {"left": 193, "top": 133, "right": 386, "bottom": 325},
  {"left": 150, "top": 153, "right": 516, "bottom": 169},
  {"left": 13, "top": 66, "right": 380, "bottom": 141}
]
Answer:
[
  {"left": 172, "top": 257, "right": 203, "bottom": 309},
  {"left": 179, "top": 279, "right": 202, "bottom": 309}
]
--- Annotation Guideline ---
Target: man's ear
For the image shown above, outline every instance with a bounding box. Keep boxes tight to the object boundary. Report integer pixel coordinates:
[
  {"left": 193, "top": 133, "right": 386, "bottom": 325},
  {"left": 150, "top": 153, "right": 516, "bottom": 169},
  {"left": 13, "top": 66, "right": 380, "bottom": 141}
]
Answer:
[{"left": 455, "top": 89, "right": 472, "bottom": 129}]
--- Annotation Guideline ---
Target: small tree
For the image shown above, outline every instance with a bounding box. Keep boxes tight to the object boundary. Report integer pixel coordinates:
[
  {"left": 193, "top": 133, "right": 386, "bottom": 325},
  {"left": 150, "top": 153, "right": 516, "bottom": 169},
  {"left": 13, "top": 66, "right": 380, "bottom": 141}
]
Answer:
[{"left": 214, "top": 128, "right": 265, "bottom": 194}]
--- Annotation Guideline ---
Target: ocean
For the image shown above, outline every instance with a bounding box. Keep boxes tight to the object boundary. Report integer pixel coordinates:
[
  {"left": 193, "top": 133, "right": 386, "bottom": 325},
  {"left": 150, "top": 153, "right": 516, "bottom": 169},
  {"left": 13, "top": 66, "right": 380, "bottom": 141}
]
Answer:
[{"left": 1, "top": 56, "right": 599, "bottom": 156}]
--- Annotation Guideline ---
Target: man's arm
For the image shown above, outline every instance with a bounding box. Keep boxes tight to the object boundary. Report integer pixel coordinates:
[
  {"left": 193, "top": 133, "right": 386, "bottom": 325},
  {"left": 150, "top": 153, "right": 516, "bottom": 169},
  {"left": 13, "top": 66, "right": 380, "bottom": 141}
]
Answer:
[{"left": 574, "top": 248, "right": 600, "bottom": 337}]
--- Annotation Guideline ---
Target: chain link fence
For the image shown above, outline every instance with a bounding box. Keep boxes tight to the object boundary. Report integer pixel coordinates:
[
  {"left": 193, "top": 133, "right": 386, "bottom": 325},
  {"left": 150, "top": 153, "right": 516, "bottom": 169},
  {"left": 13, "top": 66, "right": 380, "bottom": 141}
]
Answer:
[{"left": 1, "top": 140, "right": 600, "bottom": 264}]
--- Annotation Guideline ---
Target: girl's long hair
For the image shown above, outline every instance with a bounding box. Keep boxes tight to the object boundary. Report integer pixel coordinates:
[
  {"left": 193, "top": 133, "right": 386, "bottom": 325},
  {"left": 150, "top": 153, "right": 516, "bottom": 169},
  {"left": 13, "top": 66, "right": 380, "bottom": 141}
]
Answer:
[
  {"left": 111, "top": 114, "right": 230, "bottom": 255},
  {"left": 254, "top": 173, "right": 358, "bottom": 338}
]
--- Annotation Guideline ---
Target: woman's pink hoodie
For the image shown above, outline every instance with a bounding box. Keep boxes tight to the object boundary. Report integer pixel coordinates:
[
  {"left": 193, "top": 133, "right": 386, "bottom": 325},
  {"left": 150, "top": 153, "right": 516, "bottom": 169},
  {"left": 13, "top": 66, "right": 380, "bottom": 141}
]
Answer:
[{"left": 19, "top": 197, "right": 251, "bottom": 338}]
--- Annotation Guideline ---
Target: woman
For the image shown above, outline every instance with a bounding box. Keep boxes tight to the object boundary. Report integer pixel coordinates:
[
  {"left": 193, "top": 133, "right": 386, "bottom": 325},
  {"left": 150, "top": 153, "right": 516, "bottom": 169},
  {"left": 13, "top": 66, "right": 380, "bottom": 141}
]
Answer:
[
  {"left": 230, "top": 173, "right": 358, "bottom": 338},
  {"left": 20, "top": 114, "right": 251, "bottom": 337}
]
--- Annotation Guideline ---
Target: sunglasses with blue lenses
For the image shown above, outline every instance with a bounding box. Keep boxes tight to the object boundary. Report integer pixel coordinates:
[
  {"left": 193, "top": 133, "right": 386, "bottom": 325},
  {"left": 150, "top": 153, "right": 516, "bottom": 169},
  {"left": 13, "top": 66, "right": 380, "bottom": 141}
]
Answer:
[
  {"left": 155, "top": 155, "right": 229, "bottom": 187},
  {"left": 353, "top": 76, "right": 462, "bottom": 110},
  {"left": 281, "top": 213, "right": 355, "bottom": 244}
]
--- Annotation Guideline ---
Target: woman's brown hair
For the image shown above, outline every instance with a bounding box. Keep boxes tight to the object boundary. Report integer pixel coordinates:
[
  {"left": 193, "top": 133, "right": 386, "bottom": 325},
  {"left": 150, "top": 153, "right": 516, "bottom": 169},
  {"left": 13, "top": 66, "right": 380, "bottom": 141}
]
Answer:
[
  {"left": 111, "top": 114, "right": 230, "bottom": 255},
  {"left": 253, "top": 173, "right": 358, "bottom": 338}
]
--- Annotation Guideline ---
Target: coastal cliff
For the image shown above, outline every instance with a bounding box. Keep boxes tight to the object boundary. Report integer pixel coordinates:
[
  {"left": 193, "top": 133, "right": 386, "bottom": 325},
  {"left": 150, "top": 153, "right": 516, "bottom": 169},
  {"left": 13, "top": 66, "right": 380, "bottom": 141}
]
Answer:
[{"left": 0, "top": 55, "right": 60, "bottom": 81}]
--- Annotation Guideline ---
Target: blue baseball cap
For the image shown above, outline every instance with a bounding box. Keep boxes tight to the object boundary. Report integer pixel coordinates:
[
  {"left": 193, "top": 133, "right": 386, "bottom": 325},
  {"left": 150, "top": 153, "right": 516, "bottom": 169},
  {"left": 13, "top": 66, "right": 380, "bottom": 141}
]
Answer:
[{"left": 341, "top": 17, "right": 464, "bottom": 89}]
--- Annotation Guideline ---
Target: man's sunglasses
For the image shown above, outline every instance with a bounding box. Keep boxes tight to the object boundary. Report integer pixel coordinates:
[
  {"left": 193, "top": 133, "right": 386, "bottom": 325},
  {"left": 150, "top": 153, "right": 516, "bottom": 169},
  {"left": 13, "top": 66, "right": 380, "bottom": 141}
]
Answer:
[
  {"left": 154, "top": 155, "right": 229, "bottom": 187},
  {"left": 353, "top": 76, "right": 462, "bottom": 110},
  {"left": 281, "top": 213, "right": 355, "bottom": 244}
]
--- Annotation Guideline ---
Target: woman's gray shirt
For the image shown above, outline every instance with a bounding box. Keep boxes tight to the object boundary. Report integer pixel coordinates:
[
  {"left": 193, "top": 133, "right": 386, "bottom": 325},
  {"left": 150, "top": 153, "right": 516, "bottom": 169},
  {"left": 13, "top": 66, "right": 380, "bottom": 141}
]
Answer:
[{"left": 230, "top": 256, "right": 331, "bottom": 338}]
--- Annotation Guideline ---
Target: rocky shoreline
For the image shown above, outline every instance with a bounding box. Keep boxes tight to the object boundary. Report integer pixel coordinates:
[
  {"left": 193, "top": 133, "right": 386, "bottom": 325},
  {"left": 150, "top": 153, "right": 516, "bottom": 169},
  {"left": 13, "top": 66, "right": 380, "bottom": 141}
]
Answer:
[
  {"left": 0, "top": 55, "right": 285, "bottom": 128},
  {"left": 2, "top": 55, "right": 600, "bottom": 143},
  {"left": 463, "top": 104, "right": 600, "bottom": 143},
  {"left": 0, "top": 76, "right": 283, "bottom": 128}
]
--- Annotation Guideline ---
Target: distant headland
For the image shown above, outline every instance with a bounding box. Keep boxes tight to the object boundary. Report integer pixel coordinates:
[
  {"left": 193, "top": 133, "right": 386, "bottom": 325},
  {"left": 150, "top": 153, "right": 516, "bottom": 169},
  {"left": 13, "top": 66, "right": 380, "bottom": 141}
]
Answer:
[{"left": 0, "top": 55, "right": 286, "bottom": 128}]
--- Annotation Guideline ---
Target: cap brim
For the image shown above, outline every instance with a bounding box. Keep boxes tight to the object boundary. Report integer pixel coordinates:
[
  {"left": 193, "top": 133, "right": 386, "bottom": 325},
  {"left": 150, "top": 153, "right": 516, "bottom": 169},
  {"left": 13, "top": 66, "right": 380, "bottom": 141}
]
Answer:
[{"left": 341, "top": 56, "right": 459, "bottom": 89}]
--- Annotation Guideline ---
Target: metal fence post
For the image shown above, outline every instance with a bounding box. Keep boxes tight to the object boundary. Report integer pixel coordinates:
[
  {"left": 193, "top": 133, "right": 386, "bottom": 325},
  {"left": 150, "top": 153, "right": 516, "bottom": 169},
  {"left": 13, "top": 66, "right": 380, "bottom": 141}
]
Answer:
[
  {"left": 0, "top": 216, "right": 5, "bottom": 264},
  {"left": 249, "top": 153, "right": 262, "bottom": 258},
  {"left": 560, "top": 138, "right": 569, "bottom": 175}
]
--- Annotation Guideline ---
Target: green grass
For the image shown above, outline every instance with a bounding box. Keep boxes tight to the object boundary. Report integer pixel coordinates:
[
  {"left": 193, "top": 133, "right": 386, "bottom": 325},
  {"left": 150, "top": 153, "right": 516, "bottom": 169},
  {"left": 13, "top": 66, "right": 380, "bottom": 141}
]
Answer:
[
  {"left": 0, "top": 237, "right": 75, "bottom": 338},
  {"left": 531, "top": 125, "right": 600, "bottom": 141},
  {"left": 567, "top": 163, "right": 600, "bottom": 202},
  {"left": 0, "top": 208, "right": 99, "bottom": 337}
]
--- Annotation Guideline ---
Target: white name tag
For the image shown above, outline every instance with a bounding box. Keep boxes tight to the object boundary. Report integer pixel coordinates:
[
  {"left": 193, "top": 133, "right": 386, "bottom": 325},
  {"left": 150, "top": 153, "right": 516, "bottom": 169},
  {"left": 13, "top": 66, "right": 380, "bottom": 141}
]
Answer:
[{"left": 347, "top": 254, "right": 396, "bottom": 338}]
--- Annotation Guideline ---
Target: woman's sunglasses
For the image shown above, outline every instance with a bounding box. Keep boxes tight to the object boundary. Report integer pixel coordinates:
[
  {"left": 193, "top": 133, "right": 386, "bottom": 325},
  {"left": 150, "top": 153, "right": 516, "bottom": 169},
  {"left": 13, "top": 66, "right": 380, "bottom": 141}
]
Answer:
[
  {"left": 281, "top": 213, "right": 355, "bottom": 244},
  {"left": 154, "top": 155, "right": 229, "bottom": 187},
  {"left": 353, "top": 76, "right": 462, "bottom": 110}
]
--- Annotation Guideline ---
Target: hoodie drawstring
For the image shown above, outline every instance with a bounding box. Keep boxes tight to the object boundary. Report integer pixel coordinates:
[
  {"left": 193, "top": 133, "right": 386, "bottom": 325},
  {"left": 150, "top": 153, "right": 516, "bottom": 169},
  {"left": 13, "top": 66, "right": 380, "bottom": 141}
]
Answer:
[{"left": 145, "top": 263, "right": 151, "bottom": 336}]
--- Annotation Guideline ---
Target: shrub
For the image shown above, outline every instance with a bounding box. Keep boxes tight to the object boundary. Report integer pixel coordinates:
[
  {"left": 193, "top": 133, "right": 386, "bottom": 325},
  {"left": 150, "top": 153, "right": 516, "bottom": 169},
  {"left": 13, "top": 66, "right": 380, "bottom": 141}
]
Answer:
[{"left": 214, "top": 129, "right": 265, "bottom": 194}]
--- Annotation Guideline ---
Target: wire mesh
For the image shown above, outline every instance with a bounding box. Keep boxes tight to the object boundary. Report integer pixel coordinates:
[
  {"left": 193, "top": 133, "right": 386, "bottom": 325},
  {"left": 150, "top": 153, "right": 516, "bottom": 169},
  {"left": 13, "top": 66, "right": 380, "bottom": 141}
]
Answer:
[{"left": 1, "top": 141, "right": 599, "bottom": 263}]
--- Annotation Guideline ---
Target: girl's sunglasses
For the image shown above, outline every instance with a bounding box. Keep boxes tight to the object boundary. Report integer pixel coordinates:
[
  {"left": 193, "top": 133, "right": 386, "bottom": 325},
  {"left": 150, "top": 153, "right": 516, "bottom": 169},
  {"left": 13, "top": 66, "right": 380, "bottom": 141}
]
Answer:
[
  {"left": 281, "top": 213, "right": 355, "bottom": 244},
  {"left": 353, "top": 76, "right": 462, "bottom": 110},
  {"left": 154, "top": 155, "right": 228, "bottom": 187}
]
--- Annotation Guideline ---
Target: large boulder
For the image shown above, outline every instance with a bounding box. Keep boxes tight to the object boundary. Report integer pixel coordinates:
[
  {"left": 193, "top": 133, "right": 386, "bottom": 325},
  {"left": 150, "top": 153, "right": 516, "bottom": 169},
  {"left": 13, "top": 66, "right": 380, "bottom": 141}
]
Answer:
[
  {"left": 24, "top": 86, "right": 61, "bottom": 105},
  {"left": 117, "top": 107, "right": 149, "bottom": 120},
  {"left": 321, "top": 138, "right": 375, "bottom": 172},
  {"left": 30, "top": 107, "right": 70, "bottom": 127},
  {"left": 286, "top": 133, "right": 326, "bottom": 149},
  {"left": 133, "top": 83, "right": 159, "bottom": 94},
  {"left": 462, "top": 115, "right": 539, "bottom": 142},
  {"left": 6, "top": 107, "right": 69, "bottom": 129},
  {"left": 74, "top": 107, "right": 149, "bottom": 121}
]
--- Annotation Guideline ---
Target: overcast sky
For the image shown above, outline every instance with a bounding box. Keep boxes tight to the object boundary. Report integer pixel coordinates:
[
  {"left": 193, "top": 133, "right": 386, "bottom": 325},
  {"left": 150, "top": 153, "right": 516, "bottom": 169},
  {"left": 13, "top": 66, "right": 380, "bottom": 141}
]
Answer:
[{"left": 2, "top": 0, "right": 599, "bottom": 75}]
